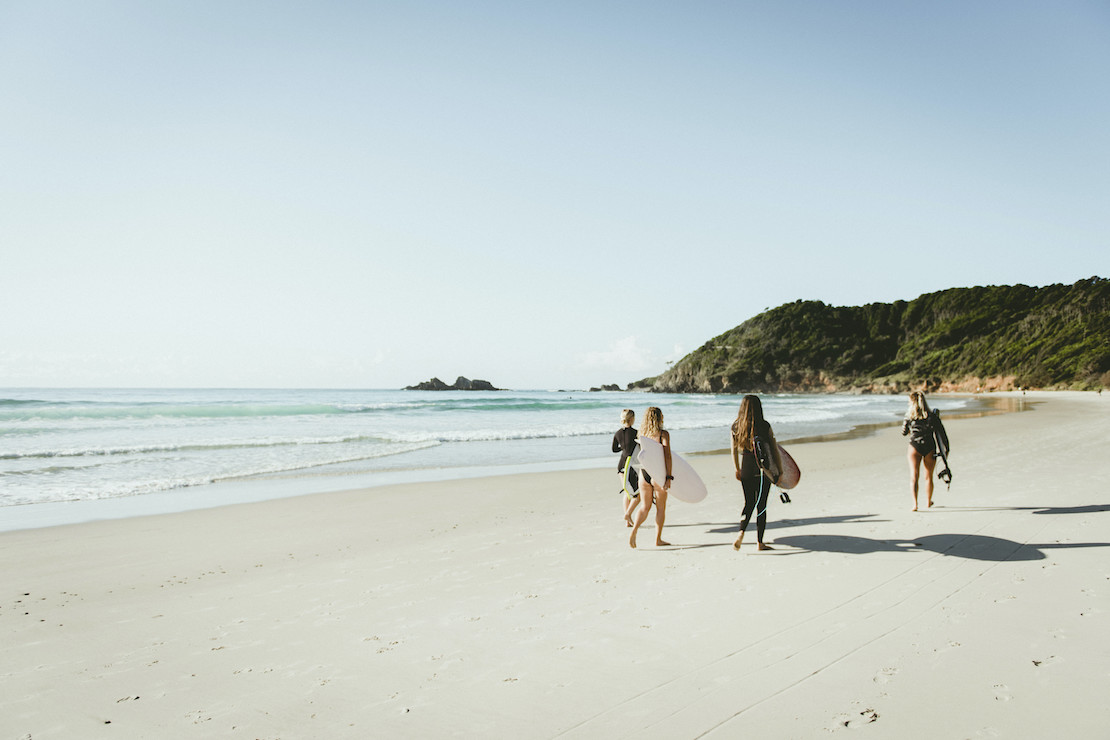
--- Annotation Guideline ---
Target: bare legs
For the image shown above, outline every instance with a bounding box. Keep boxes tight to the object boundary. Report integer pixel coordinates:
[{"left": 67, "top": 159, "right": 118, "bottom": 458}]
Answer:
[
  {"left": 628, "top": 482, "right": 670, "bottom": 548},
  {"left": 654, "top": 490, "right": 669, "bottom": 546},
  {"left": 622, "top": 485, "right": 640, "bottom": 527},
  {"left": 907, "top": 448, "right": 936, "bottom": 511},
  {"left": 923, "top": 453, "right": 936, "bottom": 507}
]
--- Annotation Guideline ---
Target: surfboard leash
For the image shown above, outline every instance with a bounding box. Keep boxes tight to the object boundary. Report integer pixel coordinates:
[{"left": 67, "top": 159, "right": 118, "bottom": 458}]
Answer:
[
  {"left": 755, "top": 469, "right": 768, "bottom": 518},
  {"left": 755, "top": 469, "right": 790, "bottom": 516}
]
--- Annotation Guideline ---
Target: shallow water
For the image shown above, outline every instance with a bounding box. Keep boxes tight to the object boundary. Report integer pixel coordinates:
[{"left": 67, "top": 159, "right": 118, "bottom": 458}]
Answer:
[{"left": 1, "top": 388, "right": 1006, "bottom": 529}]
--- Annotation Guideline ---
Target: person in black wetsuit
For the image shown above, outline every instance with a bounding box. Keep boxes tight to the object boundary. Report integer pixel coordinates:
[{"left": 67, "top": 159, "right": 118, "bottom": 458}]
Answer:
[
  {"left": 730, "top": 395, "right": 782, "bottom": 551},
  {"left": 902, "top": 391, "right": 938, "bottom": 511},
  {"left": 611, "top": 409, "right": 640, "bottom": 527}
]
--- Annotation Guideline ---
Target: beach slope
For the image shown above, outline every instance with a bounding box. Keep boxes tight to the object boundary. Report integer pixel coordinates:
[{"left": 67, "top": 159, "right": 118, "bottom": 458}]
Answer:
[{"left": 2, "top": 392, "right": 1108, "bottom": 738}]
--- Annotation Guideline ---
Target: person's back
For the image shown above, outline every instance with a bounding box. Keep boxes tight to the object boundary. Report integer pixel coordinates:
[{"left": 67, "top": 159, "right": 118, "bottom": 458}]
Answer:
[
  {"left": 902, "top": 391, "right": 938, "bottom": 510},
  {"left": 730, "top": 396, "right": 779, "bottom": 551},
  {"left": 739, "top": 418, "right": 780, "bottom": 481},
  {"left": 902, "top": 417, "right": 932, "bottom": 448},
  {"left": 613, "top": 410, "right": 640, "bottom": 527},
  {"left": 612, "top": 409, "right": 638, "bottom": 472},
  {"left": 612, "top": 425, "right": 637, "bottom": 459}
]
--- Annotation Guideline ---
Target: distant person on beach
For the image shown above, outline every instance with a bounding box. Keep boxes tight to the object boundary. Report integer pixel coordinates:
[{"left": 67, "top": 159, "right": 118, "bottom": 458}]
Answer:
[
  {"left": 730, "top": 394, "right": 782, "bottom": 551},
  {"left": 612, "top": 409, "right": 640, "bottom": 527},
  {"left": 902, "top": 391, "right": 937, "bottom": 511},
  {"left": 629, "top": 406, "right": 671, "bottom": 548}
]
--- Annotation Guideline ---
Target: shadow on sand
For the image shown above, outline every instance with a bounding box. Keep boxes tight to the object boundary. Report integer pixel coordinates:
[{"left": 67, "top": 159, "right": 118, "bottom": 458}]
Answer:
[
  {"left": 692, "top": 513, "right": 887, "bottom": 536},
  {"left": 772, "top": 532, "right": 1110, "bottom": 561},
  {"left": 653, "top": 507, "right": 1110, "bottom": 553},
  {"left": 924, "top": 504, "right": 1110, "bottom": 516},
  {"left": 654, "top": 514, "right": 887, "bottom": 551}
]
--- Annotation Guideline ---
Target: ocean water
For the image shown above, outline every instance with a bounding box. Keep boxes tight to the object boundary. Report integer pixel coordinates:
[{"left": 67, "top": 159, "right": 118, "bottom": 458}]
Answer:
[{"left": 0, "top": 388, "right": 980, "bottom": 521}]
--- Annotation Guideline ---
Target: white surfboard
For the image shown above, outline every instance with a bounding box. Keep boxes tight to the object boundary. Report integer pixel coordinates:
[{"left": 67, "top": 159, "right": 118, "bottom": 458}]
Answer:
[{"left": 637, "top": 436, "right": 707, "bottom": 503}]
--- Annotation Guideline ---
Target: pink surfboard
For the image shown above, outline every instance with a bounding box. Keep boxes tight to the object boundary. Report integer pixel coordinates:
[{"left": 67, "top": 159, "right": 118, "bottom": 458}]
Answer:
[{"left": 777, "top": 445, "right": 801, "bottom": 490}]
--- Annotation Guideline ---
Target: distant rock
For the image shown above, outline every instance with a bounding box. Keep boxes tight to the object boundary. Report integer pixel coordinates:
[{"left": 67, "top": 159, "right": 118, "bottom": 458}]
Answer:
[
  {"left": 405, "top": 377, "right": 451, "bottom": 391},
  {"left": 589, "top": 384, "right": 623, "bottom": 392},
  {"left": 404, "top": 376, "right": 502, "bottom": 391},
  {"left": 452, "top": 376, "right": 500, "bottom": 391}
]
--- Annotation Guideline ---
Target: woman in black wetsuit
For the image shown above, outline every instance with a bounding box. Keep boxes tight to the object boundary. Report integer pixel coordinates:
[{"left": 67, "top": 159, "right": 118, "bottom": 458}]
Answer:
[
  {"left": 730, "top": 395, "right": 782, "bottom": 551},
  {"left": 611, "top": 409, "right": 640, "bottom": 527},
  {"left": 902, "top": 391, "right": 937, "bottom": 511}
]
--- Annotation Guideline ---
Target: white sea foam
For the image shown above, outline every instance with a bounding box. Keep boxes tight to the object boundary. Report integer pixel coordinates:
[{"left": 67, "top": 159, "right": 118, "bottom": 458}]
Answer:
[{"left": 0, "top": 388, "right": 977, "bottom": 510}]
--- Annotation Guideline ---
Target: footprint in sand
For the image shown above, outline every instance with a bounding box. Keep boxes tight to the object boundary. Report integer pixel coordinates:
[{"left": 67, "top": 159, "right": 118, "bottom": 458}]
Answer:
[
  {"left": 834, "top": 708, "right": 880, "bottom": 729},
  {"left": 993, "top": 683, "right": 1012, "bottom": 702},
  {"left": 932, "top": 640, "right": 962, "bottom": 655},
  {"left": 873, "top": 667, "right": 898, "bottom": 684}
]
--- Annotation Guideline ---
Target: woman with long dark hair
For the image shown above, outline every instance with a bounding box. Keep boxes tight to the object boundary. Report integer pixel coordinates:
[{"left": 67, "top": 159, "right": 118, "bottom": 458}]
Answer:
[{"left": 730, "top": 395, "right": 781, "bottom": 551}]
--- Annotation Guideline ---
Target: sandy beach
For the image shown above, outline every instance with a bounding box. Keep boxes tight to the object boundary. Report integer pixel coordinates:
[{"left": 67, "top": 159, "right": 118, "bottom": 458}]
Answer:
[{"left": 2, "top": 391, "right": 1108, "bottom": 739}]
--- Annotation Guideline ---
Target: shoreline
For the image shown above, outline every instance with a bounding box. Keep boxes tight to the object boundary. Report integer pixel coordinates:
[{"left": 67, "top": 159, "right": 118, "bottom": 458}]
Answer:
[
  {"left": 693, "top": 391, "right": 1035, "bottom": 455},
  {"left": 2, "top": 391, "right": 1108, "bottom": 738},
  {"left": 1, "top": 391, "right": 1028, "bottom": 534}
]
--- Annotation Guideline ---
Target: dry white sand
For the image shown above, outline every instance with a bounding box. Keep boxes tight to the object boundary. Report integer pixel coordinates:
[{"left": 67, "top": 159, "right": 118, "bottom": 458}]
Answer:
[{"left": 2, "top": 391, "right": 1108, "bottom": 739}]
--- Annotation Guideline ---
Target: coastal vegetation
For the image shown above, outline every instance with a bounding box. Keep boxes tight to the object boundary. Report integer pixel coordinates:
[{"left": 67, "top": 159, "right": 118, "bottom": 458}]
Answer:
[{"left": 632, "top": 277, "right": 1109, "bottom": 393}]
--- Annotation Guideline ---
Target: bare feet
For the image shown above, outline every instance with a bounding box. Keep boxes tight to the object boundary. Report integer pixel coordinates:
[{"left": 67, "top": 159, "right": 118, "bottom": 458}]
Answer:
[
  {"left": 733, "top": 532, "right": 744, "bottom": 551},
  {"left": 758, "top": 543, "right": 774, "bottom": 551},
  {"left": 629, "top": 515, "right": 643, "bottom": 548},
  {"left": 625, "top": 517, "right": 634, "bottom": 527},
  {"left": 656, "top": 540, "right": 671, "bottom": 547},
  {"left": 928, "top": 500, "right": 934, "bottom": 508}
]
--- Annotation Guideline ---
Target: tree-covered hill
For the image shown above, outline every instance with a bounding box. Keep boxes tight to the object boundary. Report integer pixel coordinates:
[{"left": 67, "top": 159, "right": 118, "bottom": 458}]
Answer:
[{"left": 637, "top": 277, "right": 1109, "bottom": 393}]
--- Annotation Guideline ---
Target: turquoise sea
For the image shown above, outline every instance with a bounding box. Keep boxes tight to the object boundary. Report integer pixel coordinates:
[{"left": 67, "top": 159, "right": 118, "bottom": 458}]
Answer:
[{"left": 0, "top": 388, "right": 988, "bottom": 530}]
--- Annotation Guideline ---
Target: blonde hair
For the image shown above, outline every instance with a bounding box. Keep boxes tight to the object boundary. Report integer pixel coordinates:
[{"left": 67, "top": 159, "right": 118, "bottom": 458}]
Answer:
[
  {"left": 730, "top": 394, "right": 764, "bottom": 451},
  {"left": 620, "top": 409, "right": 634, "bottom": 426},
  {"left": 640, "top": 406, "right": 664, "bottom": 440},
  {"left": 905, "top": 391, "right": 931, "bottom": 420}
]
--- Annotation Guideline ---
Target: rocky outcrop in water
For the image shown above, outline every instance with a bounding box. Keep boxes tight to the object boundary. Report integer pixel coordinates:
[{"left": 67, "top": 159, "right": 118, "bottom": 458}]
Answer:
[{"left": 404, "top": 376, "right": 502, "bottom": 391}]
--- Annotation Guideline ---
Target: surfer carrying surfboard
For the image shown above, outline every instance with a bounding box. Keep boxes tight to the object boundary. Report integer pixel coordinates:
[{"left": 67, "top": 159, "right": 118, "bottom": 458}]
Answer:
[
  {"left": 629, "top": 406, "right": 672, "bottom": 548},
  {"left": 730, "top": 395, "right": 782, "bottom": 551},
  {"left": 902, "top": 391, "right": 938, "bottom": 511},
  {"left": 612, "top": 409, "right": 641, "bottom": 527}
]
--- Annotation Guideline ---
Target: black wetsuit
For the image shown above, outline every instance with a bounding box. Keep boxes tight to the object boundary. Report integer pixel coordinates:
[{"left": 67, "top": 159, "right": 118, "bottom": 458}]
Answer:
[
  {"left": 738, "top": 420, "right": 775, "bottom": 543},
  {"left": 612, "top": 427, "right": 639, "bottom": 493},
  {"left": 902, "top": 418, "right": 936, "bottom": 456}
]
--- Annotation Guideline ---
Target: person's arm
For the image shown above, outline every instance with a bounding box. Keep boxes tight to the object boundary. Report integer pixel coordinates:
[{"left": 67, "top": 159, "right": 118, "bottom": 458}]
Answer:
[
  {"left": 661, "top": 430, "right": 673, "bottom": 489},
  {"left": 769, "top": 427, "right": 783, "bottom": 484},
  {"left": 731, "top": 435, "right": 742, "bottom": 481},
  {"left": 612, "top": 431, "right": 622, "bottom": 454}
]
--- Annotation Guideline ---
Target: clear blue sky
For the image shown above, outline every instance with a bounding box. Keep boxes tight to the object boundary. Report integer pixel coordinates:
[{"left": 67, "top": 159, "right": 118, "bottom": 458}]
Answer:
[{"left": 2, "top": 1, "right": 1108, "bottom": 389}]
